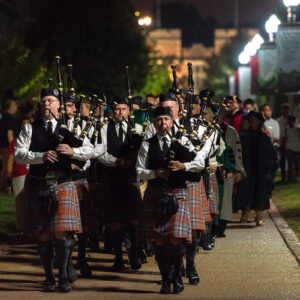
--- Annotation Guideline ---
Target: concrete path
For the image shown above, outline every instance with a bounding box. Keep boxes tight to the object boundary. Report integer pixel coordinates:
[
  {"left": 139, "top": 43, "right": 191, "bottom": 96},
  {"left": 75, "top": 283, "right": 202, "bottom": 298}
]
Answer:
[{"left": 1, "top": 209, "right": 300, "bottom": 300}]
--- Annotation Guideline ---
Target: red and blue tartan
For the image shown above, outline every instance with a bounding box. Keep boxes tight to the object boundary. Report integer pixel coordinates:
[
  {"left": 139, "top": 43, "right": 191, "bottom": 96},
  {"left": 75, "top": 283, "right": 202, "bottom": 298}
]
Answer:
[
  {"left": 26, "top": 180, "right": 82, "bottom": 235},
  {"left": 140, "top": 186, "right": 192, "bottom": 243},
  {"left": 208, "top": 172, "right": 219, "bottom": 215},
  {"left": 187, "top": 181, "right": 207, "bottom": 231},
  {"left": 74, "top": 178, "right": 97, "bottom": 229}
]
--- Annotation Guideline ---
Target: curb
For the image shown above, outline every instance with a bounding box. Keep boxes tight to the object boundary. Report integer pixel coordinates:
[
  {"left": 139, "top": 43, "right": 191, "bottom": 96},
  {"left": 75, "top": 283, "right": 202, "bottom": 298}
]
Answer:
[{"left": 268, "top": 200, "right": 300, "bottom": 265}]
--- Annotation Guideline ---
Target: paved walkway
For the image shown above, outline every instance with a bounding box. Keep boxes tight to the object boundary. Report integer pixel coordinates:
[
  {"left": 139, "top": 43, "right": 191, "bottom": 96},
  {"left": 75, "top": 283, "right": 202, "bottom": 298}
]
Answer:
[{"left": 1, "top": 208, "right": 300, "bottom": 300}]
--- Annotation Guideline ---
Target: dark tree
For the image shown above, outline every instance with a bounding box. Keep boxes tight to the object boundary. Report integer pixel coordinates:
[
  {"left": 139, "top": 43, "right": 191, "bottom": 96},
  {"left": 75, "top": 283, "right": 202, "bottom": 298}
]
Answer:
[
  {"left": 23, "top": 0, "right": 150, "bottom": 98},
  {"left": 158, "top": 1, "right": 216, "bottom": 47}
]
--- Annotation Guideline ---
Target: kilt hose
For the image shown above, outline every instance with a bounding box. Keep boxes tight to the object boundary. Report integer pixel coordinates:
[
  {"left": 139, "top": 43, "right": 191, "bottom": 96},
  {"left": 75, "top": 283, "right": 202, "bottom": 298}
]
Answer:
[
  {"left": 99, "top": 177, "right": 142, "bottom": 224},
  {"left": 208, "top": 172, "right": 219, "bottom": 215},
  {"left": 140, "top": 186, "right": 192, "bottom": 243},
  {"left": 74, "top": 178, "right": 97, "bottom": 229},
  {"left": 25, "top": 177, "right": 82, "bottom": 236},
  {"left": 187, "top": 181, "right": 207, "bottom": 231}
]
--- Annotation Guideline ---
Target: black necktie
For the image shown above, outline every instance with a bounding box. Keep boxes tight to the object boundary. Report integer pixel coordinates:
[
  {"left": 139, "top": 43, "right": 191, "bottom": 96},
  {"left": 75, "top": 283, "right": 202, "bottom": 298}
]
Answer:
[
  {"left": 171, "top": 125, "right": 175, "bottom": 137},
  {"left": 162, "top": 137, "right": 169, "bottom": 154},
  {"left": 47, "top": 121, "right": 53, "bottom": 136},
  {"left": 118, "top": 122, "right": 124, "bottom": 142}
]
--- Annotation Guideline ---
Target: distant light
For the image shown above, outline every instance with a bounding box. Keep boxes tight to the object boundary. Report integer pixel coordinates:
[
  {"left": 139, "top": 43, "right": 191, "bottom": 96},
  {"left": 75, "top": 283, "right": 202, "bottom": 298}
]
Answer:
[
  {"left": 265, "top": 15, "right": 281, "bottom": 34},
  {"left": 244, "top": 41, "right": 257, "bottom": 57},
  {"left": 239, "top": 52, "right": 250, "bottom": 65},
  {"left": 283, "top": 0, "right": 300, "bottom": 7},
  {"left": 252, "top": 34, "right": 264, "bottom": 47},
  {"left": 144, "top": 17, "right": 152, "bottom": 26},
  {"left": 138, "top": 16, "right": 152, "bottom": 26},
  {"left": 135, "top": 11, "right": 140, "bottom": 17},
  {"left": 138, "top": 18, "right": 145, "bottom": 26}
]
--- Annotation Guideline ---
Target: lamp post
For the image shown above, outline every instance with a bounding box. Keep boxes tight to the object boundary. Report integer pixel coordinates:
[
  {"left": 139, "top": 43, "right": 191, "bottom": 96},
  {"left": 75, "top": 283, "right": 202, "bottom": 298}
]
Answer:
[
  {"left": 283, "top": 0, "right": 300, "bottom": 23},
  {"left": 265, "top": 14, "right": 281, "bottom": 42},
  {"left": 138, "top": 16, "right": 152, "bottom": 26}
]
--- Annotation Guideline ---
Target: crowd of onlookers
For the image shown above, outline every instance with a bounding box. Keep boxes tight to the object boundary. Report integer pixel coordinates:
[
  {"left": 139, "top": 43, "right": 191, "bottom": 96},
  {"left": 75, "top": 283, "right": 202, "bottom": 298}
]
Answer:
[{"left": 225, "top": 97, "right": 300, "bottom": 183}]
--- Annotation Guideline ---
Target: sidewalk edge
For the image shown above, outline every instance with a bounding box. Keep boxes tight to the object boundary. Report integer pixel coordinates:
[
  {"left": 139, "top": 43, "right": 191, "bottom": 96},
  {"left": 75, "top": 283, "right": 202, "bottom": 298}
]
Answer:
[{"left": 268, "top": 200, "right": 300, "bottom": 265}]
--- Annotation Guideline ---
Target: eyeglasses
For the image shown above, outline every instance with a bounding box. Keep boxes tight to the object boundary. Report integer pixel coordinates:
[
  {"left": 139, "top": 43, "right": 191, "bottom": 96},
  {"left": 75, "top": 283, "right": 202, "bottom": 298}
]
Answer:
[{"left": 41, "top": 99, "right": 59, "bottom": 105}]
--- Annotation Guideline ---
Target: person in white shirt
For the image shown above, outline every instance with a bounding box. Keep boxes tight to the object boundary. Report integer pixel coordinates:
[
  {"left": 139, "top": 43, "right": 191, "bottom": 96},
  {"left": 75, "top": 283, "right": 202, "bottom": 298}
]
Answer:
[
  {"left": 137, "top": 106, "right": 207, "bottom": 294},
  {"left": 97, "top": 97, "right": 143, "bottom": 272},
  {"left": 14, "top": 86, "right": 93, "bottom": 293},
  {"left": 261, "top": 104, "right": 280, "bottom": 144}
]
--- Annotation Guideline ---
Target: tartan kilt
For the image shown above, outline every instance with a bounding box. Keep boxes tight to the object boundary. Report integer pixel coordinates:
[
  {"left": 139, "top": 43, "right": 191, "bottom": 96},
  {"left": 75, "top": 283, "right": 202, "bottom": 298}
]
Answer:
[
  {"left": 25, "top": 178, "right": 82, "bottom": 235},
  {"left": 140, "top": 186, "right": 192, "bottom": 243},
  {"left": 99, "top": 178, "right": 142, "bottom": 224},
  {"left": 208, "top": 172, "right": 219, "bottom": 215},
  {"left": 200, "top": 177, "right": 212, "bottom": 222},
  {"left": 187, "top": 181, "right": 207, "bottom": 231},
  {"left": 74, "top": 178, "right": 97, "bottom": 229}
]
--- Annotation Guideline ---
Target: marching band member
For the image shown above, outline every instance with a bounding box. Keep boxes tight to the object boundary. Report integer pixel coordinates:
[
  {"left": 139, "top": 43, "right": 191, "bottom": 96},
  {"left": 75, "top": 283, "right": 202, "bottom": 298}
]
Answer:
[
  {"left": 137, "top": 106, "right": 206, "bottom": 294},
  {"left": 14, "top": 86, "right": 94, "bottom": 293},
  {"left": 98, "top": 97, "right": 143, "bottom": 271}
]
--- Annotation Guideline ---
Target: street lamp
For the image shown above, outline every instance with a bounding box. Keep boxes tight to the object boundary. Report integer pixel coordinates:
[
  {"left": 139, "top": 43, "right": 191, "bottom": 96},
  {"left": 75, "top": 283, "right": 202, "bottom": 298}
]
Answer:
[
  {"left": 265, "top": 14, "right": 281, "bottom": 42},
  {"left": 239, "top": 51, "right": 250, "bottom": 64},
  {"left": 138, "top": 16, "right": 152, "bottom": 26},
  {"left": 283, "top": 0, "right": 300, "bottom": 23}
]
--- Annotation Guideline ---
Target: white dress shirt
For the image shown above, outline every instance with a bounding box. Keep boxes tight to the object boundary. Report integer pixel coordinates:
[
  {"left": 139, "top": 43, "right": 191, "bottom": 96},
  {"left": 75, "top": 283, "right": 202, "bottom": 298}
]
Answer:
[
  {"left": 98, "top": 120, "right": 143, "bottom": 167},
  {"left": 15, "top": 118, "right": 95, "bottom": 165},
  {"left": 136, "top": 132, "right": 207, "bottom": 181}
]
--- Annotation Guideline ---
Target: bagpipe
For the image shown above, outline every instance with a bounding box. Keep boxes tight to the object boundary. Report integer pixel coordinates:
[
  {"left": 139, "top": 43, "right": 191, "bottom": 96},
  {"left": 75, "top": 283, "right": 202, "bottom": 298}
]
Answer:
[
  {"left": 167, "top": 63, "right": 227, "bottom": 154},
  {"left": 120, "top": 66, "right": 145, "bottom": 153},
  {"left": 47, "top": 56, "right": 83, "bottom": 148}
]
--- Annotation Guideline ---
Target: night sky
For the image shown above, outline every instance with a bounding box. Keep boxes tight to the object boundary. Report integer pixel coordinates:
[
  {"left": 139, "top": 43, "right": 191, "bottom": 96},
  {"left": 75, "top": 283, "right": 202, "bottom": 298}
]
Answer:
[{"left": 129, "top": 0, "right": 286, "bottom": 28}]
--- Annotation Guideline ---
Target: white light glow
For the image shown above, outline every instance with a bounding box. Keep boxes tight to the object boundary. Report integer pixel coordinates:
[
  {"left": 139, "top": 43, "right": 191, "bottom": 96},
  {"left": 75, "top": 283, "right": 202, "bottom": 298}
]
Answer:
[
  {"left": 252, "top": 34, "right": 264, "bottom": 47},
  {"left": 138, "top": 18, "right": 145, "bottom": 26},
  {"left": 144, "top": 17, "right": 152, "bottom": 25},
  {"left": 265, "top": 14, "right": 281, "bottom": 34},
  {"left": 283, "top": 0, "right": 300, "bottom": 7},
  {"left": 239, "top": 52, "right": 251, "bottom": 64},
  {"left": 244, "top": 41, "right": 257, "bottom": 57}
]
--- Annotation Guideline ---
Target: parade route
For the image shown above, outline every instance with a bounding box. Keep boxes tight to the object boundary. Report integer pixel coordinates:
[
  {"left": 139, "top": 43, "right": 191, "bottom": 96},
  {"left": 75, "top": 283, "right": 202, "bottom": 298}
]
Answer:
[{"left": 1, "top": 208, "right": 300, "bottom": 300}]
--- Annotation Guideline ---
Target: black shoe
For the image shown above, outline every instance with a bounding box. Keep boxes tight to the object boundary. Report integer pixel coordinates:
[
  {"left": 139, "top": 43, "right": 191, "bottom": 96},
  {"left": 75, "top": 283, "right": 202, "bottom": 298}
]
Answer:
[
  {"left": 58, "top": 279, "right": 72, "bottom": 293},
  {"left": 173, "top": 276, "right": 184, "bottom": 293},
  {"left": 203, "top": 240, "right": 212, "bottom": 251},
  {"left": 109, "top": 260, "right": 125, "bottom": 272},
  {"left": 160, "top": 280, "right": 171, "bottom": 294},
  {"left": 42, "top": 278, "right": 55, "bottom": 292},
  {"left": 187, "top": 268, "right": 199, "bottom": 285},
  {"left": 130, "top": 256, "right": 142, "bottom": 270}
]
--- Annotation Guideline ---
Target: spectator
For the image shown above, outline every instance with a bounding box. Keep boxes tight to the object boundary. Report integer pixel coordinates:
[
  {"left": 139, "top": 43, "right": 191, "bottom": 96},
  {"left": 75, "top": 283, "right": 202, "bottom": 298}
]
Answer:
[
  {"left": 243, "top": 98, "right": 257, "bottom": 114},
  {"left": 285, "top": 115, "right": 300, "bottom": 182},
  {"left": 7, "top": 99, "right": 38, "bottom": 231},
  {"left": 237, "top": 111, "right": 277, "bottom": 226},
  {"left": 261, "top": 104, "right": 280, "bottom": 144},
  {"left": 0, "top": 99, "right": 18, "bottom": 191},
  {"left": 225, "top": 96, "right": 243, "bottom": 134}
]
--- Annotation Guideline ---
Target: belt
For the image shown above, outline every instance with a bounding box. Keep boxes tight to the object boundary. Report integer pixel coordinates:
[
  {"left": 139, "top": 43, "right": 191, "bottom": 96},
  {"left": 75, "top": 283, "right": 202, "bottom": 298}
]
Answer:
[{"left": 29, "top": 175, "right": 72, "bottom": 186}]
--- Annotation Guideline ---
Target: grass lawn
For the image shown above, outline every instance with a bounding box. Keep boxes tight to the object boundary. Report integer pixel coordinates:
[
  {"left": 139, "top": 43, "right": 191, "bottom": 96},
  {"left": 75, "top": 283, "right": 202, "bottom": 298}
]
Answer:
[
  {"left": 272, "top": 181, "right": 300, "bottom": 240},
  {"left": 0, "top": 192, "right": 16, "bottom": 242}
]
